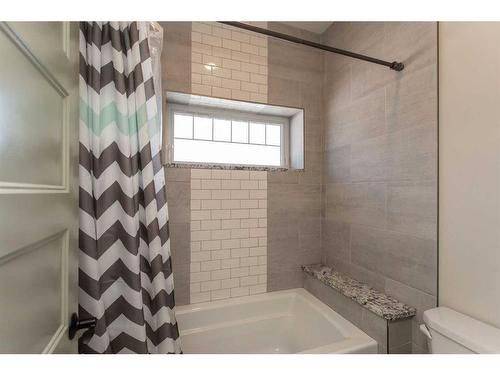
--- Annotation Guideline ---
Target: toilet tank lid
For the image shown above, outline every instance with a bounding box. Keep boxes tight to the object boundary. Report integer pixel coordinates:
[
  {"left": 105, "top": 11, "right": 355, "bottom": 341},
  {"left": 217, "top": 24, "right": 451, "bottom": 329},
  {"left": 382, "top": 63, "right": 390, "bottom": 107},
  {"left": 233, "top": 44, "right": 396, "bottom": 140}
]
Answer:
[{"left": 423, "top": 307, "right": 500, "bottom": 354}]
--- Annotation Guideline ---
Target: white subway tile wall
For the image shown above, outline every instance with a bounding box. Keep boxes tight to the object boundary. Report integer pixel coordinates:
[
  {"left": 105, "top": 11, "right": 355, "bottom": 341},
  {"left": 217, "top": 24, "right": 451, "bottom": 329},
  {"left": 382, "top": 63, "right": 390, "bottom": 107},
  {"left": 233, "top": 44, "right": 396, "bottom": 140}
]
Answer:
[
  {"left": 190, "top": 169, "right": 267, "bottom": 303},
  {"left": 191, "top": 22, "right": 268, "bottom": 103}
]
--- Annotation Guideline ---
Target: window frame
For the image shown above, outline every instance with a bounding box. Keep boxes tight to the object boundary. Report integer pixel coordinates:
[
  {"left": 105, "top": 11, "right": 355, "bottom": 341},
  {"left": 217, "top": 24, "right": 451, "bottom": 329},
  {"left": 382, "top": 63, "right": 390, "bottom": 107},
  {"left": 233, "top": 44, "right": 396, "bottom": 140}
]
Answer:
[{"left": 168, "top": 103, "right": 290, "bottom": 169}]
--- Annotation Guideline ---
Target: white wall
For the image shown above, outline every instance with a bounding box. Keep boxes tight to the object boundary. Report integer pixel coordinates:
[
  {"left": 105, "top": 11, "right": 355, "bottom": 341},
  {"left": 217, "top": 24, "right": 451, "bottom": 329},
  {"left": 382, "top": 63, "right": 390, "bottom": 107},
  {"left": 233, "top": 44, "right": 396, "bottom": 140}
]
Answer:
[{"left": 439, "top": 22, "right": 500, "bottom": 328}]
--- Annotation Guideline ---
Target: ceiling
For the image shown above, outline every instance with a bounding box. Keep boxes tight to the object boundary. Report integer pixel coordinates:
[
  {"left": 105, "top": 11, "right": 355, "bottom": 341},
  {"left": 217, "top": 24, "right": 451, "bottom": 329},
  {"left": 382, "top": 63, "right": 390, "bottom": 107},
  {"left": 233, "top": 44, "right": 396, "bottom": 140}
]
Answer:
[{"left": 281, "top": 22, "right": 333, "bottom": 34}]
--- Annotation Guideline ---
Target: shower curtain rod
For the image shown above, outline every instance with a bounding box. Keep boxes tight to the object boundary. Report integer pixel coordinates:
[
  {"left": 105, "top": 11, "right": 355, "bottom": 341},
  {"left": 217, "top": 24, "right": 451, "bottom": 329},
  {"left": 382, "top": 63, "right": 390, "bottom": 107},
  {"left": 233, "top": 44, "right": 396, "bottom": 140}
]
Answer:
[{"left": 218, "top": 21, "right": 405, "bottom": 72}]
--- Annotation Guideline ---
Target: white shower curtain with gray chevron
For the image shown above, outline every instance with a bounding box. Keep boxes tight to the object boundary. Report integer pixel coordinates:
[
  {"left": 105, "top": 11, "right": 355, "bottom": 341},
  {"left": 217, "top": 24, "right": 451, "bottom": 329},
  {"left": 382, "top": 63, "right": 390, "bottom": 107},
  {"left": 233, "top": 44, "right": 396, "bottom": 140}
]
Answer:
[{"left": 78, "top": 21, "right": 181, "bottom": 354}]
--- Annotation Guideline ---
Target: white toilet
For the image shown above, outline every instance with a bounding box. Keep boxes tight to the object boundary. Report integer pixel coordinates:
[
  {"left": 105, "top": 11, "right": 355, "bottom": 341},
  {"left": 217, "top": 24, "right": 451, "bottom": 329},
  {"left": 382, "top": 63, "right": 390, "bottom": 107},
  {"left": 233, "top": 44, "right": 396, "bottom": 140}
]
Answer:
[{"left": 420, "top": 307, "right": 500, "bottom": 353}]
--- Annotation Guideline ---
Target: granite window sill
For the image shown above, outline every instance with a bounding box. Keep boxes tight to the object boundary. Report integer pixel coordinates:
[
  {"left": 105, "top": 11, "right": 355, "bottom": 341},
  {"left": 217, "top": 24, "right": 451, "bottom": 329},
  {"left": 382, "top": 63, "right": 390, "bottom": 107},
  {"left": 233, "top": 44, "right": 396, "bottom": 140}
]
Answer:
[{"left": 165, "top": 162, "right": 299, "bottom": 172}]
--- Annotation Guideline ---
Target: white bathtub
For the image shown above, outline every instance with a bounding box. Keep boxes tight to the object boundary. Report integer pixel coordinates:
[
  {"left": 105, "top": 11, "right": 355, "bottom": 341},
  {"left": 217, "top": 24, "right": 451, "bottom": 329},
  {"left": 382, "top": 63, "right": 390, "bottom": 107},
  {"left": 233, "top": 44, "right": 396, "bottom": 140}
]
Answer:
[{"left": 176, "top": 288, "right": 377, "bottom": 354}]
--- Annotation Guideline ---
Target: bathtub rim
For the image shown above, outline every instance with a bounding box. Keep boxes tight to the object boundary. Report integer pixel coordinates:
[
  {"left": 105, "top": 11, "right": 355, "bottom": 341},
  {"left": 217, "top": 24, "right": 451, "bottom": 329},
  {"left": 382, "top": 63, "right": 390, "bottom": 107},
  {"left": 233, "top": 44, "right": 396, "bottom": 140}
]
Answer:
[{"left": 175, "top": 288, "right": 378, "bottom": 354}]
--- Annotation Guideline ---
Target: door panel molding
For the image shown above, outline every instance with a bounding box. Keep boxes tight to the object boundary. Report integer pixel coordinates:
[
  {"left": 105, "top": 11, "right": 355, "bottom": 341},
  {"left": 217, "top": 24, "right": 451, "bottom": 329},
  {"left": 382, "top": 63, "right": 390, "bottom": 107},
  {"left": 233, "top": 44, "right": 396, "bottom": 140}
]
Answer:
[
  {"left": 43, "top": 325, "right": 67, "bottom": 354},
  {"left": 0, "top": 98, "right": 70, "bottom": 193},
  {"left": 0, "top": 22, "right": 68, "bottom": 97},
  {"left": 0, "top": 22, "right": 70, "bottom": 193},
  {"left": 0, "top": 230, "right": 69, "bottom": 353},
  {"left": 62, "top": 22, "right": 71, "bottom": 60},
  {"left": 43, "top": 230, "right": 70, "bottom": 354}
]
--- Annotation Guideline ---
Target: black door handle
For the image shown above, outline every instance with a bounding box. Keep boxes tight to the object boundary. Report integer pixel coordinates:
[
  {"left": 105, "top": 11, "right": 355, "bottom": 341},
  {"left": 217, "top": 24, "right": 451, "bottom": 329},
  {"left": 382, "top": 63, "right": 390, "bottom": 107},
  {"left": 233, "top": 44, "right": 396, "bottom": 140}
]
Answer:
[{"left": 68, "top": 312, "right": 97, "bottom": 340}]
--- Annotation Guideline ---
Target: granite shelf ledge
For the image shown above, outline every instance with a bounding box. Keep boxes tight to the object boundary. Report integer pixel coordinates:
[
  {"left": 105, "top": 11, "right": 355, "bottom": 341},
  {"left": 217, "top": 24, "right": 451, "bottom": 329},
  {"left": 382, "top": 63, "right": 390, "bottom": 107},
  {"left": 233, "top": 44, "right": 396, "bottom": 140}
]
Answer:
[{"left": 302, "top": 264, "right": 416, "bottom": 321}]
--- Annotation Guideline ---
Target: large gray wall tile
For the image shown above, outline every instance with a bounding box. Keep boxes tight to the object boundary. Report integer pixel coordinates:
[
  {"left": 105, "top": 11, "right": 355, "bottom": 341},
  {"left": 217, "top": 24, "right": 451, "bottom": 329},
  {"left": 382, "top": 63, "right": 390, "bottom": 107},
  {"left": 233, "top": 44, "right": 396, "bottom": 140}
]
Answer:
[
  {"left": 324, "top": 88, "right": 386, "bottom": 150},
  {"left": 350, "top": 225, "right": 437, "bottom": 295},
  {"left": 325, "top": 182, "right": 386, "bottom": 229},
  {"left": 385, "top": 65, "right": 437, "bottom": 133},
  {"left": 389, "top": 342, "right": 412, "bottom": 354},
  {"left": 267, "top": 27, "right": 324, "bottom": 292},
  {"left": 350, "top": 135, "right": 390, "bottom": 182},
  {"left": 383, "top": 22, "right": 437, "bottom": 75},
  {"left": 322, "top": 219, "right": 351, "bottom": 265},
  {"left": 324, "top": 146, "right": 351, "bottom": 184},
  {"left": 305, "top": 274, "right": 389, "bottom": 353},
  {"left": 323, "top": 22, "right": 386, "bottom": 56},
  {"left": 160, "top": 22, "right": 192, "bottom": 304},
  {"left": 388, "top": 319, "right": 412, "bottom": 351},
  {"left": 303, "top": 274, "right": 363, "bottom": 326},
  {"left": 165, "top": 170, "right": 191, "bottom": 305},
  {"left": 359, "top": 309, "right": 388, "bottom": 352},
  {"left": 169, "top": 223, "right": 190, "bottom": 263},
  {"left": 165, "top": 181, "right": 190, "bottom": 224},
  {"left": 268, "top": 76, "right": 302, "bottom": 108},
  {"left": 172, "top": 263, "right": 189, "bottom": 306},
  {"left": 320, "top": 22, "right": 437, "bottom": 352},
  {"left": 268, "top": 182, "right": 323, "bottom": 290},
  {"left": 165, "top": 167, "right": 191, "bottom": 182},
  {"left": 329, "top": 258, "right": 387, "bottom": 293},
  {"left": 159, "top": 22, "right": 191, "bottom": 93},
  {"left": 388, "top": 124, "right": 437, "bottom": 182},
  {"left": 386, "top": 180, "right": 437, "bottom": 240},
  {"left": 323, "top": 64, "right": 352, "bottom": 111},
  {"left": 385, "top": 278, "right": 436, "bottom": 352}
]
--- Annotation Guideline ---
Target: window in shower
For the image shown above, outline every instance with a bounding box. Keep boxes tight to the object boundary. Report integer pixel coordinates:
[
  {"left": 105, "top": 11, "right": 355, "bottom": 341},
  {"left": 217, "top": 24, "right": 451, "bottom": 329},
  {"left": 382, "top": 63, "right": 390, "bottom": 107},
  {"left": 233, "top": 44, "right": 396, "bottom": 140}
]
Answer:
[{"left": 169, "top": 103, "right": 289, "bottom": 168}]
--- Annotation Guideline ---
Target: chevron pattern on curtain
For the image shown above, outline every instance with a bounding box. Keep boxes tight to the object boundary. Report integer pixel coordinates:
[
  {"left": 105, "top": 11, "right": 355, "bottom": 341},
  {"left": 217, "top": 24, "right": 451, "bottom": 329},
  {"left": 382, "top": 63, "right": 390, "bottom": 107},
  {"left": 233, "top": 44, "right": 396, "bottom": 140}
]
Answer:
[{"left": 78, "top": 21, "right": 181, "bottom": 354}]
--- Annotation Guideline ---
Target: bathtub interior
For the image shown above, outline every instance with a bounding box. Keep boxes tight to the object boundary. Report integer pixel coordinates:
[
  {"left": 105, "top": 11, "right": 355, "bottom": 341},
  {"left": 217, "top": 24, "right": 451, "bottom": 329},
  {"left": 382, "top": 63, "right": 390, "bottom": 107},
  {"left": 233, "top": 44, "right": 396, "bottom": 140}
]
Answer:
[{"left": 176, "top": 288, "right": 377, "bottom": 354}]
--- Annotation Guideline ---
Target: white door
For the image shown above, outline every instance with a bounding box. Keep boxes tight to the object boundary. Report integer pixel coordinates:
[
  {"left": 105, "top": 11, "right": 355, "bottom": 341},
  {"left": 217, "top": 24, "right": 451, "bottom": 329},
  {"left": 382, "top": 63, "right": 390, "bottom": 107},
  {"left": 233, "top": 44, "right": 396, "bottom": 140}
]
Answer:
[{"left": 0, "top": 22, "right": 79, "bottom": 353}]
